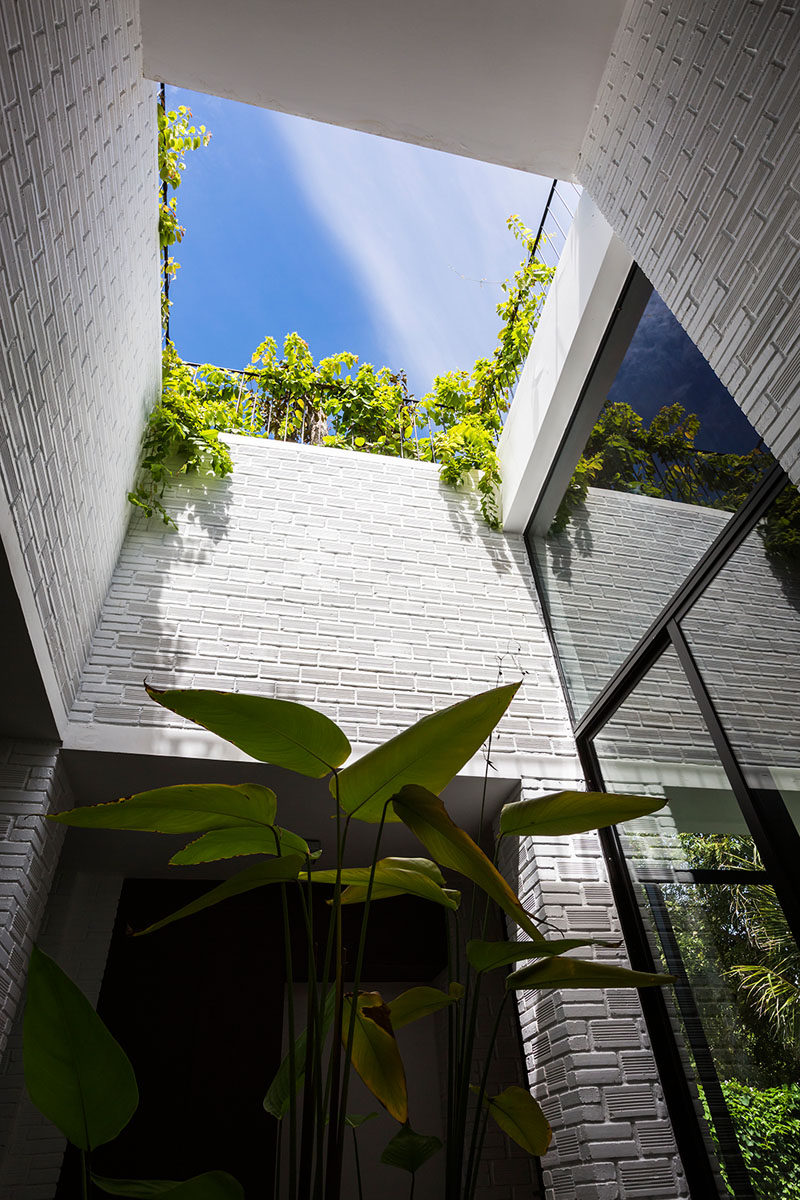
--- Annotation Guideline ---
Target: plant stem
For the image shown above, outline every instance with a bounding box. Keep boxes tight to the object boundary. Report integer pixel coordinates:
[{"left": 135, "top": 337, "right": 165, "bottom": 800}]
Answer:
[
  {"left": 81, "top": 1149, "right": 89, "bottom": 1200},
  {"left": 336, "top": 800, "right": 390, "bottom": 1155},
  {"left": 280, "top": 882, "right": 297, "bottom": 1199},
  {"left": 297, "top": 876, "right": 319, "bottom": 1200},
  {"left": 464, "top": 991, "right": 509, "bottom": 1198},
  {"left": 352, "top": 1127, "right": 364, "bottom": 1200},
  {"left": 324, "top": 774, "right": 346, "bottom": 1200}
]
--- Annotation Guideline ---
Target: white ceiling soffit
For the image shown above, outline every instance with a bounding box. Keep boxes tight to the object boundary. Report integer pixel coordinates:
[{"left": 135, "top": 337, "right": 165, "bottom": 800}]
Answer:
[{"left": 140, "top": 0, "right": 626, "bottom": 179}]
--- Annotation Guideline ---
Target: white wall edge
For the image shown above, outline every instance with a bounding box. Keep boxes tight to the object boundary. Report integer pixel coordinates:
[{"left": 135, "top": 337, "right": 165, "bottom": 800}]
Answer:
[
  {"left": 63, "top": 721, "right": 583, "bottom": 784},
  {"left": 498, "top": 192, "right": 635, "bottom": 533},
  {"left": 0, "top": 495, "right": 68, "bottom": 736}
]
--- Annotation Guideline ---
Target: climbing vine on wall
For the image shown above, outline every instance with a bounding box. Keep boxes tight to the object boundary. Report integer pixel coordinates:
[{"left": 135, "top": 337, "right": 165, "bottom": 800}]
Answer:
[{"left": 134, "top": 100, "right": 554, "bottom": 528}]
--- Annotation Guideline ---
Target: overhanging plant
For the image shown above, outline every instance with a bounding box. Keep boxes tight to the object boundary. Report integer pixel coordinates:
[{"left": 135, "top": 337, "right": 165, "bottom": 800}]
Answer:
[{"left": 28, "top": 682, "right": 672, "bottom": 1199}]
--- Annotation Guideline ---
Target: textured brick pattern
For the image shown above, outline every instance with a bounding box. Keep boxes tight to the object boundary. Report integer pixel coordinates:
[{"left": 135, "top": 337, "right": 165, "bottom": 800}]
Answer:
[
  {"left": 0, "top": 741, "right": 69, "bottom": 1062},
  {"left": 0, "top": 0, "right": 161, "bottom": 709},
  {"left": 70, "top": 438, "right": 575, "bottom": 762},
  {"left": 500, "top": 787, "right": 698, "bottom": 1200},
  {"left": 578, "top": 0, "right": 800, "bottom": 485},
  {"left": 533, "top": 488, "right": 730, "bottom": 717},
  {"left": 0, "top": 870, "right": 122, "bottom": 1198}
]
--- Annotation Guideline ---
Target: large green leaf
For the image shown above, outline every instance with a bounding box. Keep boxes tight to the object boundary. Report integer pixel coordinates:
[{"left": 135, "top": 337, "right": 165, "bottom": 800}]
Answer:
[
  {"left": 466, "top": 937, "right": 618, "bottom": 973},
  {"left": 391, "top": 785, "right": 544, "bottom": 942},
  {"left": 478, "top": 1086, "right": 551, "bottom": 1156},
  {"left": 506, "top": 956, "right": 675, "bottom": 992},
  {"left": 23, "top": 946, "right": 138, "bottom": 1150},
  {"left": 91, "top": 1174, "right": 242, "bottom": 1199},
  {"left": 344, "top": 992, "right": 408, "bottom": 1124},
  {"left": 335, "top": 682, "right": 519, "bottom": 823},
  {"left": 92, "top": 1172, "right": 244, "bottom": 1198},
  {"left": 169, "top": 825, "right": 310, "bottom": 865},
  {"left": 380, "top": 1123, "right": 442, "bottom": 1173},
  {"left": 264, "top": 990, "right": 336, "bottom": 1119},
  {"left": 146, "top": 686, "right": 351, "bottom": 777},
  {"left": 499, "top": 790, "right": 666, "bottom": 838},
  {"left": 389, "top": 984, "right": 462, "bottom": 1030},
  {"left": 50, "top": 783, "right": 278, "bottom": 834},
  {"left": 306, "top": 859, "right": 459, "bottom": 911},
  {"left": 136, "top": 855, "right": 304, "bottom": 935}
]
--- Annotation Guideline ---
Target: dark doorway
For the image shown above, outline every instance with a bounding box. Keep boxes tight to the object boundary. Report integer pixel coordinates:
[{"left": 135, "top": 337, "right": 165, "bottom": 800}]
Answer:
[{"left": 56, "top": 877, "right": 447, "bottom": 1198}]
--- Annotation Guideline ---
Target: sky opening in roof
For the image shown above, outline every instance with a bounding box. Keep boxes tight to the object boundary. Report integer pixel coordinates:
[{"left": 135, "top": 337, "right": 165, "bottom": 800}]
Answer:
[{"left": 166, "top": 86, "right": 555, "bottom": 400}]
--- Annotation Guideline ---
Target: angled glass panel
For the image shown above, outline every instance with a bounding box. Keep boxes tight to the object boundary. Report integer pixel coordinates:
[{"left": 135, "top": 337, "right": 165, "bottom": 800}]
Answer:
[
  {"left": 593, "top": 650, "right": 800, "bottom": 1199},
  {"left": 529, "top": 289, "right": 773, "bottom": 718},
  {"left": 681, "top": 480, "right": 800, "bottom": 824}
]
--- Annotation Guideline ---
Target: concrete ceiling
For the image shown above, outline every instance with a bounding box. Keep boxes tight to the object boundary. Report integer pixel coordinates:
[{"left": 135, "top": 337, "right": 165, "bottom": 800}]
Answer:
[{"left": 141, "top": 0, "right": 626, "bottom": 178}]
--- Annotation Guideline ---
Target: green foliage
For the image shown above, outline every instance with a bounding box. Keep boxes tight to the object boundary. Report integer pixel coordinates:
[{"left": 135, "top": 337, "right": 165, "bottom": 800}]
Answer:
[
  {"left": 551, "top": 399, "right": 800, "bottom": 558},
  {"left": 701, "top": 1082, "right": 800, "bottom": 1200},
  {"left": 142, "top": 116, "right": 554, "bottom": 527},
  {"left": 680, "top": 833, "right": 800, "bottom": 1073},
  {"left": 475, "top": 1086, "right": 552, "bottom": 1157},
  {"left": 158, "top": 103, "right": 210, "bottom": 330},
  {"left": 380, "top": 1123, "right": 443, "bottom": 1174},
  {"left": 39, "top": 680, "right": 674, "bottom": 1200},
  {"left": 128, "top": 346, "right": 253, "bottom": 525},
  {"left": 498, "top": 789, "right": 665, "bottom": 837},
  {"left": 92, "top": 1173, "right": 244, "bottom": 1199},
  {"left": 23, "top": 946, "right": 139, "bottom": 1151}
]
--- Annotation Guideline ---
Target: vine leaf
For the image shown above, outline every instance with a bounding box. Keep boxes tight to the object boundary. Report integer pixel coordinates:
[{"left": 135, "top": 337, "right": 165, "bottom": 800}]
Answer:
[{"left": 91, "top": 1172, "right": 244, "bottom": 1198}]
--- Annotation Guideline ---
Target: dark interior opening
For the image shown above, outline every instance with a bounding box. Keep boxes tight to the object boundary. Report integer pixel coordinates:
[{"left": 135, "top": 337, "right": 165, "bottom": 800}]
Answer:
[{"left": 56, "top": 876, "right": 447, "bottom": 1197}]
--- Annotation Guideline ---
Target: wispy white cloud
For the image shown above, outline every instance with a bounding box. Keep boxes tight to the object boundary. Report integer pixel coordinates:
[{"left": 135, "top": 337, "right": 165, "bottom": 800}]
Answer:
[{"left": 265, "top": 110, "right": 553, "bottom": 396}]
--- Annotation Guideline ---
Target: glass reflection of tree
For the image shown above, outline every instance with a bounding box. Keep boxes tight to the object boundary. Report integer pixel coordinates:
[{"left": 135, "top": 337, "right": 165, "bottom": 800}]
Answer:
[{"left": 551, "top": 401, "right": 800, "bottom": 561}]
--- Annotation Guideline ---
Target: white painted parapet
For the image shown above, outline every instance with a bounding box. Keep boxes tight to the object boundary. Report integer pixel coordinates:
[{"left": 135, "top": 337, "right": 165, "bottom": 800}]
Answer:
[{"left": 498, "top": 194, "right": 637, "bottom": 535}]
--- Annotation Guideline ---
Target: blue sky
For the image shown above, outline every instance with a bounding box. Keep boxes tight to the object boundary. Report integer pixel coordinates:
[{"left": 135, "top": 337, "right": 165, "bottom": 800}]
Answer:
[{"left": 167, "top": 86, "right": 554, "bottom": 399}]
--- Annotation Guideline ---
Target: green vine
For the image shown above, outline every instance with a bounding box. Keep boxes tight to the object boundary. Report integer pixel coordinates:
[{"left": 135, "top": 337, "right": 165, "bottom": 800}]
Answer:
[
  {"left": 136, "top": 104, "right": 553, "bottom": 528},
  {"left": 128, "top": 345, "right": 253, "bottom": 525},
  {"left": 158, "top": 101, "right": 210, "bottom": 332}
]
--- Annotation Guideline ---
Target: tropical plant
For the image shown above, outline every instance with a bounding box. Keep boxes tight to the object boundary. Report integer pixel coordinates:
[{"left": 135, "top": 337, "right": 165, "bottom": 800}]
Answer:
[
  {"left": 29, "top": 681, "right": 673, "bottom": 1199},
  {"left": 23, "top": 944, "right": 241, "bottom": 1199}
]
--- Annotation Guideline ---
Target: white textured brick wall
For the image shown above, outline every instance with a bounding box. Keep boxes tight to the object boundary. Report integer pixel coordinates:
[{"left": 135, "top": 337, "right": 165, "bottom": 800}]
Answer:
[
  {"left": 0, "top": 742, "right": 69, "bottom": 1061},
  {"left": 577, "top": 0, "right": 800, "bottom": 485},
  {"left": 70, "top": 438, "right": 576, "bottom": 765},
  {"left": 0, "top": 870, "right": 123, "bottom": 1199},
  {"left": 534, "top": 486, "right": 800, "bottom": 767},
  {"left": 500, "top": 785, "right": 695, "bottom": 1200},
  {"left": 0, "top": 0, "right": 161, "bottom": 711}
]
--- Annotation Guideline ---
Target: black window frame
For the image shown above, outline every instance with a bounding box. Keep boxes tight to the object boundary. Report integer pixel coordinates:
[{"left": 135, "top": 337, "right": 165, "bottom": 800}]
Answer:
[{"left": 523, "top": 267, "right": 800, "bottom": 1199}]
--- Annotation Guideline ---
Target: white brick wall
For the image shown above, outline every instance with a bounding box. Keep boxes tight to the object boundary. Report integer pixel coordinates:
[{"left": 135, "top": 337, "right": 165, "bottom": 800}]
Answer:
[
  {"left": 500, "top": 787, "right": 694, "bottom": 1200},
  {"left": 69, "top": 438, "right": 576, "bottom": 766},
  {"left": 0, "top": 870, "right": 123, "bottom": 1199},
  {"left": 0, "top": 0, "right": 161, "bottom": 712},
  {"left": 0, "top": 741, "right": 69, "bottom": 1061},
  {"left": 577, "top": 0, "right": 800, "bottom": 486},
  {"left": 535, "top": 486, "right": 800, "bottom": 775}
]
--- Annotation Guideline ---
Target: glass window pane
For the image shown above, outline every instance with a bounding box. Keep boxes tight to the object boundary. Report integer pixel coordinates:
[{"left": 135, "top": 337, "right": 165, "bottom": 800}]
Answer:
[
  {"left": 529, "top": 289, "right": 773, "bottom": 718},
  {"left": 682, "top": 480, "right": 800, "bottom": 823},
  {"left": 593, "top": 649, "right": 800, "bottom": 1198}
]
